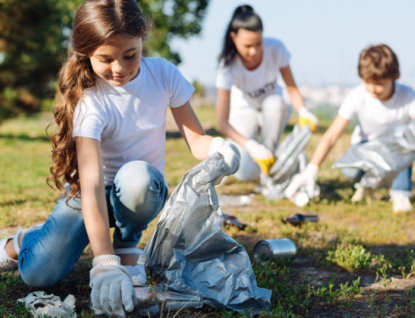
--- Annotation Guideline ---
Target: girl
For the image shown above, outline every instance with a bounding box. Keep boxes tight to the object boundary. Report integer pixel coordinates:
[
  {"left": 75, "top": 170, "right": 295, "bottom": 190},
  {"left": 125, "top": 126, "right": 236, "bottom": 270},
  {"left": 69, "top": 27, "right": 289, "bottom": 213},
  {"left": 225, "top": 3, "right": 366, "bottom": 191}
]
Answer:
[
  {"left": 0, "top": 0, "right": 240, "bottom": 317},
  {"left": 215, "top": 5, "right": 318, "bottom": 182}
]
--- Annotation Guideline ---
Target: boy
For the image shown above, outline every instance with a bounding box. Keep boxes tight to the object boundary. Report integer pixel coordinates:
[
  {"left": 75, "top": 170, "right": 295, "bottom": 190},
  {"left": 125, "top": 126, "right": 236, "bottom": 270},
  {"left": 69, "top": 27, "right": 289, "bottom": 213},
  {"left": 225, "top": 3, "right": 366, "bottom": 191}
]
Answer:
[{"left": 285, "top": 44, "right": 415, "bottom": 213}]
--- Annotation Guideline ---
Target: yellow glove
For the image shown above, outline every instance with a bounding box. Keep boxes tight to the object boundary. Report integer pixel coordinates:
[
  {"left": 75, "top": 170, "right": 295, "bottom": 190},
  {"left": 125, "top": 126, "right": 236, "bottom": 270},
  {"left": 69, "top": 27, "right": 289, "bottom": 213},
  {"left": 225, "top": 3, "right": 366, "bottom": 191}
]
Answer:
[
  {"left": 245, "top": 139, "right": 276, "bottom": 176},
  {"left": 298, "top": 107, "right": 319, "bottom": 133},
  {"left": 253, "top": 156, "right": 276, "bottom": 176}
]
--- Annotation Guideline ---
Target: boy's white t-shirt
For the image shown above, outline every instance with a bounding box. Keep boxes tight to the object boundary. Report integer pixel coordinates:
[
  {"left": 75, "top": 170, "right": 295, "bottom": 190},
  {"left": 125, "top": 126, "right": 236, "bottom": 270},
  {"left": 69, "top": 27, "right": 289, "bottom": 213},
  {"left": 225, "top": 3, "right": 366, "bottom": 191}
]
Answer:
[
  {"left": 338, "top": 83, "right": 415, "bottom": 144},
  {"left": 73, "top": 57, "right": 195, "bottom": 185},
  {"left": 216, "top": 37, "right": 291, "bottom": 119}
]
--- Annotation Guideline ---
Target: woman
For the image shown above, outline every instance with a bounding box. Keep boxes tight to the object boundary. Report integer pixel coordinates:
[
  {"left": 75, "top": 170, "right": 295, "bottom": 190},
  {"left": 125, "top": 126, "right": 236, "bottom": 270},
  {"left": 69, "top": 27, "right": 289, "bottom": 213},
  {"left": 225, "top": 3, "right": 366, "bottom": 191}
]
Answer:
[{"left": 215, "top": 5, "right": 318, "bottom": 182}]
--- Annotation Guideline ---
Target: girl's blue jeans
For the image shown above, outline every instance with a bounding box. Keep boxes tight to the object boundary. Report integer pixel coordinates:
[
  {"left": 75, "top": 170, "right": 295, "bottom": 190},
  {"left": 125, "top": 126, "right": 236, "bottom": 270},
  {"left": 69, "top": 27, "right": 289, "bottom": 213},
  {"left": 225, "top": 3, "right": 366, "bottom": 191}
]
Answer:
[{"left": 18, "top": 161, "right": 168, "bottom": 287}]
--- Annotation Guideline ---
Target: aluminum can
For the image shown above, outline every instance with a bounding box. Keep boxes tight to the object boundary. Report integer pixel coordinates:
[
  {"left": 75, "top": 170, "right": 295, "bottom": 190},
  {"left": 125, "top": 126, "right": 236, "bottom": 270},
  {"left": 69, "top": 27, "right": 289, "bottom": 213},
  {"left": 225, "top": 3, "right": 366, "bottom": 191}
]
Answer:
[{"left": 253, "top": 238, "right": 296, "bottom": 263}]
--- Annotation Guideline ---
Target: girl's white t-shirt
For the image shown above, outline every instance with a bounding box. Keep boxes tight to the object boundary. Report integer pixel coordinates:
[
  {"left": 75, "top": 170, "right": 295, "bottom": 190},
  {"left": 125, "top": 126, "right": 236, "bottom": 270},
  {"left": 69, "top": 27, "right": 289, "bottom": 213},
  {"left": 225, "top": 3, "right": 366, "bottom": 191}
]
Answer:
[
  {"left": 216, "top": 37, "right": 291, "bottom": 119},
  {"left": 338, "top": 83, "right": 415, "bottom": 144},
  {"left": 73, "top": 57, "right": 195, "bottom": 185}
]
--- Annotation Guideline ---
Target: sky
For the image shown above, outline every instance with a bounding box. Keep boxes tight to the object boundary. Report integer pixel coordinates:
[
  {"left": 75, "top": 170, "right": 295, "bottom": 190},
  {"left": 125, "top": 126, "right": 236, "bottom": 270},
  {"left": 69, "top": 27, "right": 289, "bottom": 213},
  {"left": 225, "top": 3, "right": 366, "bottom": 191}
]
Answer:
[{"left": 171, "top": 0, "right": 415, "bottom": 87}]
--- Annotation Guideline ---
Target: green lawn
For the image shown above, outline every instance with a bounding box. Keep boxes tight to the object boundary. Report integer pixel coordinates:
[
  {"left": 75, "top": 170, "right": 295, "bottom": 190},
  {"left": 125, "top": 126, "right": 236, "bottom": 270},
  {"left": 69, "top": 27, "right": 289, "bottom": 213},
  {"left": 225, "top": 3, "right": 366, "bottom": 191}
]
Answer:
[{"left": 1, "top": 107, "right": 415, "bottom": 317}]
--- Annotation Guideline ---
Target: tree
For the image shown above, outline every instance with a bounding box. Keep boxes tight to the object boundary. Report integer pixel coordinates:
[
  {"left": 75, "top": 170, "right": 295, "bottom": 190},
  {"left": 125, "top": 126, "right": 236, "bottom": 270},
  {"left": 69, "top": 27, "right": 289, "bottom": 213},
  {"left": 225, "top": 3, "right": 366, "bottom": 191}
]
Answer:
[
  {"left": 0, "top": 0, "right": 210, "bottom": 122},
  {"left": 139, "top": 0, "right": 209, "bottom": 65},
  {"left": 0, "top": 0, "right": 82, "bottom": 122}
]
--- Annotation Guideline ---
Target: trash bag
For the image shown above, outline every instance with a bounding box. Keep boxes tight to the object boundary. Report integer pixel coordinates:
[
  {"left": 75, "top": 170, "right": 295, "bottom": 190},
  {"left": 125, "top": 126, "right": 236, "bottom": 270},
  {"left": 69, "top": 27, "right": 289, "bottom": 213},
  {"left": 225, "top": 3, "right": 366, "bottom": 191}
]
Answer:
[
  {"left": 139, "top": 153, "right": 271, "bottom": 314},
  {"left": 332, "top": 123, "right": 415, "bottom": 189},
  {"left": 262, "top": 124, "right": 311, "bottom": 200}
]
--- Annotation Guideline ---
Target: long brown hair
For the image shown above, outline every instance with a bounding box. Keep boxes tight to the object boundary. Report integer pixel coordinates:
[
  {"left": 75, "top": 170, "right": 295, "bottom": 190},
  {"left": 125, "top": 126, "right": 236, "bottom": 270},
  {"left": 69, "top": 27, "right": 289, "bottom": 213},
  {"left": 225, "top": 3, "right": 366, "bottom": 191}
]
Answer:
[{"left": 47, "top": 0, "right": 151, "bottom": 201}]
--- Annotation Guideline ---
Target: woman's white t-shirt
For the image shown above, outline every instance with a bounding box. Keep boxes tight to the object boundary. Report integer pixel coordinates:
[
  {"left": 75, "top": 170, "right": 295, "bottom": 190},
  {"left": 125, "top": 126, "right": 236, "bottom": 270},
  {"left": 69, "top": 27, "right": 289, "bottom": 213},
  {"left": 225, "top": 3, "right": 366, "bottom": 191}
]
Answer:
[
  {"left": 216, "top": 37, "right": 291, "bottom": 119},
  {"left": 338, "top": 83, "right": 415, "bottom": 144},
  {"left": 73, "top": 57, "right": 195, "bottom": 185}
]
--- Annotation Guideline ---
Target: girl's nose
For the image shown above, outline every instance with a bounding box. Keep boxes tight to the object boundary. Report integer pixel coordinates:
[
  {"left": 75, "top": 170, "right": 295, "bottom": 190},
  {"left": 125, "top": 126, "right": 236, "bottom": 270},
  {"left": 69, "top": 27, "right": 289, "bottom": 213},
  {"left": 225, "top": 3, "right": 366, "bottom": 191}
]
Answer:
[{"left": 112, "top": 60, "right": 125, "bottom": 73}]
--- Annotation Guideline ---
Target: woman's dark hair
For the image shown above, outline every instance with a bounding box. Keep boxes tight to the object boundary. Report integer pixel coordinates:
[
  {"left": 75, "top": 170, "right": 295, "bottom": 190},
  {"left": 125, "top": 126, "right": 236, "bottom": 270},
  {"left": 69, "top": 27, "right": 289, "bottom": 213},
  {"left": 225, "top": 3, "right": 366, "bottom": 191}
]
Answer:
[
  {"left": 218, "top": 5, "right": 263, "bottom": 66},
  {"left": 47, "top": 0, "right": 151, "bottom": 202}
]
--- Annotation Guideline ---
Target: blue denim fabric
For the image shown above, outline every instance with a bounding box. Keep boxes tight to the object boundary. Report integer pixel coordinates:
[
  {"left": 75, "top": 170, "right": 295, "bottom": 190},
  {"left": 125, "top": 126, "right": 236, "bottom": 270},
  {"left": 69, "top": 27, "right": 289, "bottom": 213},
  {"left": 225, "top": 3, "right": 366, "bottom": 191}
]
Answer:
[
  {"left": 18, "top": 161, "right": 168, "bottom": 287},
  {"left": 341, "top": 158, "right": 412, "bottom": 194},
  {"left": 391, "top": 165, "right": 412, "bottom": 194}
]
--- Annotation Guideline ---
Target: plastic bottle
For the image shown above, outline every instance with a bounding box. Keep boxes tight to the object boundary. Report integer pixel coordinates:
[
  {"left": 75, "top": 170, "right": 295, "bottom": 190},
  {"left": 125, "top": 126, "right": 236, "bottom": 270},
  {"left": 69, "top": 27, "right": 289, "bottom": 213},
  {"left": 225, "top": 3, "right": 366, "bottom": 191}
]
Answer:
[
  {"left": 217, "top": 194, "right": 254, "bottom": 207},
  {"left": 134, "top": 286, "right": 203, "bottom": 316},
  {"left": 289, "top": 191, "right": 309, "bottom": 207}
]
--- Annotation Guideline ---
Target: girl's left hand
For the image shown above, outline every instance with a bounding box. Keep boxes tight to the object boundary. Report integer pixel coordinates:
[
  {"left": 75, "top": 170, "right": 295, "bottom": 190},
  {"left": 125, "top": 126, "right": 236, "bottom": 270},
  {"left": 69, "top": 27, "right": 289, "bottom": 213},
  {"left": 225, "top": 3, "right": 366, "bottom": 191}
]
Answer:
[{"left": 209, "top": 137, "right": 241, "bottom": 183}]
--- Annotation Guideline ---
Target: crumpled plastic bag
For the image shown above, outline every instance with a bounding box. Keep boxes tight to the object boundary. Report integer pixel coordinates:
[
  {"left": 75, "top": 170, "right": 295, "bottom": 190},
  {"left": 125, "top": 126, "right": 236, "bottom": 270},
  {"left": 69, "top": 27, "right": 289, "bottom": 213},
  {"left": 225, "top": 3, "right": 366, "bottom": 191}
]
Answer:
[
  {"left": 262, "top": 124, "right": 311, "bottom": 200},
  {"left": 139, "top": 153, "right": 271, "bottom": 314},
  {"left": 18, "top": 291, "right": 76, "bottom": 318},
  {"left": 332, "top": 123, "right": 415, "bottom": 189}
]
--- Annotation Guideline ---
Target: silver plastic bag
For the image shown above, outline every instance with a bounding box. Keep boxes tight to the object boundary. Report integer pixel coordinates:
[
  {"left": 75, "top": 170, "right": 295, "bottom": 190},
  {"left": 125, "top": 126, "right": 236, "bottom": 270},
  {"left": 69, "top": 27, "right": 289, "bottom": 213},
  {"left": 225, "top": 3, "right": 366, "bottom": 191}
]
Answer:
[
  {"left": 139, "top": 154, "right": 271, "bottom": 314},
  {"left": 332, "top": 123, "right": 415, "bottom": 189},
  {"left": 263, "top": 125, "right": 311, "bottom": 200}
]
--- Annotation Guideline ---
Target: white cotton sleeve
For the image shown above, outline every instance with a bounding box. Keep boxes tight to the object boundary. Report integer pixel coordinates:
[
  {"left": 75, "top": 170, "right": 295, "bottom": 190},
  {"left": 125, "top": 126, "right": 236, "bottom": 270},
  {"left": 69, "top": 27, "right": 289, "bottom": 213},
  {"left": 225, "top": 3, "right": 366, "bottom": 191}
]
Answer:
[
  {"left": 271, "top": 38, "right": 291, "bottom": 69},
  {"left": 73, "top": 92, "right": 108, "bottom": 141},
  {"left": 407, "top": 90, "right": 415, "bottom": 121},
  {"left": 164, "top": 61, "right": 195, "bottom": 108},
  {"left": 338, "top": 86, "right": 364, "bottom": 120},
  {"left": 216, "top": 60, "right": 234, "bottom": 90}
]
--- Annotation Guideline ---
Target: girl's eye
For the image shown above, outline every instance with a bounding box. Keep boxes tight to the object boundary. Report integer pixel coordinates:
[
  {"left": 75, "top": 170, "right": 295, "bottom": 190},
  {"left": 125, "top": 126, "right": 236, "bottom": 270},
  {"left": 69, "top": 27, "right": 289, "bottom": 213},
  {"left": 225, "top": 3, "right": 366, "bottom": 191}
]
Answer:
[
  {"left": 100, "top": 59, "right": 112, "bottom": 63},
  {"left": 125, "top": 54, "right": 136, "bottom": 60}
]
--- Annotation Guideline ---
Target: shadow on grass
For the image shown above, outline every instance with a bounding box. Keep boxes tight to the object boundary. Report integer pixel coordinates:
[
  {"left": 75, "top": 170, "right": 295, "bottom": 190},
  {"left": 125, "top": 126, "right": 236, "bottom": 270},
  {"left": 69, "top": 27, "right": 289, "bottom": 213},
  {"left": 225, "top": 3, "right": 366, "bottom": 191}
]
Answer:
[
  {"left": 0, "top": 199, "right": 28, "bottom": 207},
  {"left": 317, "top": 179, "right": 356, "bottom": 203},
  {"left": 166, "top": 128, "right": 222, "bottom": 139},
  {"left": 0, "top": 133, "right": 50, "bottom": 143}
]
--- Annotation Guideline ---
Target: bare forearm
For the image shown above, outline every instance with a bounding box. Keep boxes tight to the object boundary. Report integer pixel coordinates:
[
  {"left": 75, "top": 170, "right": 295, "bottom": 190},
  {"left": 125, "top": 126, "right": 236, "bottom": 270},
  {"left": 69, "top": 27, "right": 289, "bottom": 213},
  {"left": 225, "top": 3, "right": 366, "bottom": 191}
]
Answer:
[
  {"left": 188, "top": 134, "right": 213, "bottom": 160},
  {"left": 217, "top": 122, "right": 249, "bottom": 147},
  {"left": 286, "top": 86, "right": 305, "bottom": 113},
  {"left": 309, "top": 136, "right": 334, "bottom": 167},
  {"left": 310, "top": 115, "right": 350, "bottom": 167},
  {"left": 76, "top": 137, "right": 113, "bottom": 258},
  {"left": 82, "top": 188, "right": 114, "bottom": 257}
]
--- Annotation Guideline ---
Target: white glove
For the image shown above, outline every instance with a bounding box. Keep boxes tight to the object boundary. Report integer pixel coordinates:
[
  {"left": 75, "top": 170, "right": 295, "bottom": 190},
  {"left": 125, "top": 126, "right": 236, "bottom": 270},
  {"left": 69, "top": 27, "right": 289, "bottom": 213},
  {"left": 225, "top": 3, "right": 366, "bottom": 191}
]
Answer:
[
  {"left": 284, "top": 163, "right": 319, "bottom": 199},
  {"left": 245, "top": 139, "right": 276, "bottom": 176},
  {"left": 298, "top": 107, "right": 319, "bottom": 132},
  {"left": 90, "top": 255, "right": 137, "bottom": 318},
  {"left": 209, "top": 137, "right": 241, "bottom": 183}
]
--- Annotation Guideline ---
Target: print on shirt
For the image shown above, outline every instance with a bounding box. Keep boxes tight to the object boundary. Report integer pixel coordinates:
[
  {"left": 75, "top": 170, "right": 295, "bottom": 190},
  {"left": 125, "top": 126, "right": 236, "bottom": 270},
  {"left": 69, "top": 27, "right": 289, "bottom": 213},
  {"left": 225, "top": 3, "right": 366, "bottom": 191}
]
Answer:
[{"left": 246, "top": 80, "right": 276, "bottom": 99}]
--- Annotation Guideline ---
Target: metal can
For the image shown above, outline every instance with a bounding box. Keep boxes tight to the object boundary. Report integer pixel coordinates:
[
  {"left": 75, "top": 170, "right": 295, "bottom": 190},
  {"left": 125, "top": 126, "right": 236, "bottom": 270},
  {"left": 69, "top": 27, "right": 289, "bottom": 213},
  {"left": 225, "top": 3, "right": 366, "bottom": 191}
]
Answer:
[{"left": 253, "top": 238, "right": 296, "bottom": 264}]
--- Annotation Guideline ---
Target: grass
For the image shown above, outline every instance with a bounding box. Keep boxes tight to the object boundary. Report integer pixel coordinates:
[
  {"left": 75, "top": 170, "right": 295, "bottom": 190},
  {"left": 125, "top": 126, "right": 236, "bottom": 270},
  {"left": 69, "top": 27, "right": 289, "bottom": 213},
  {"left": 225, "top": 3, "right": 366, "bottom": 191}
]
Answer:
[{"left": 1, "top": 106, "right": 415, "bottom": 317}]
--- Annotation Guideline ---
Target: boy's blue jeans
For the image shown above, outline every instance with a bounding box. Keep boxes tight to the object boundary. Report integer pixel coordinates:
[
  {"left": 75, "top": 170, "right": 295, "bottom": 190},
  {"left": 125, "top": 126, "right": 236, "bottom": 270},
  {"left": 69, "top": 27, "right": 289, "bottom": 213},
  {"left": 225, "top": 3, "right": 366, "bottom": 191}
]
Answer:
[
  {"left": 18, "top": 161, "right": 168, "bottom": 287},
  {"left": 342, "top": 165, "right": 412, "bottom": 197}
]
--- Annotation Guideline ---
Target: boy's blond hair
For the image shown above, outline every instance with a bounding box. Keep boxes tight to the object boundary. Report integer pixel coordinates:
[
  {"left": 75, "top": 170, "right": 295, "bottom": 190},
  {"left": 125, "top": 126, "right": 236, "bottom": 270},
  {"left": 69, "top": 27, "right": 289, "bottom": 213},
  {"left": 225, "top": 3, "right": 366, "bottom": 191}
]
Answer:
[{"left": 358, "top": 44, "right": 400, "bottom": 81}]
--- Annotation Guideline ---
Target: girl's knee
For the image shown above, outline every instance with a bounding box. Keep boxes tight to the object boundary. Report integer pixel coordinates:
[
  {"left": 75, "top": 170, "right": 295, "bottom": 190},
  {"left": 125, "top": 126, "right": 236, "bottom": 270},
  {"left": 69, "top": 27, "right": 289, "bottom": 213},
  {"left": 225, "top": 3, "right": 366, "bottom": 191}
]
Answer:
[
  {"left": 112, "top": 161, "right": 166, "bottom": 215},
  {"left": 20, "top": 265, "right": 62, "bottom": 287}
]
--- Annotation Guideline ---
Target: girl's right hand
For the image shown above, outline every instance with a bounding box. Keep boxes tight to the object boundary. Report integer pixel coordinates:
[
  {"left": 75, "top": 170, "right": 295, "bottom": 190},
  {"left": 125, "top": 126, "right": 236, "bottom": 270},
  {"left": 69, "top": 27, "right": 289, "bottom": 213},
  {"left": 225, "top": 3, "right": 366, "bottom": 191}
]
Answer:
[
  {"left": 209, "top": 137, "right": 241, "bottom": 184},
  {"left": 244, "top": 139, "right": 276, "bottom": 176},
  {"left": 90, "top": 255, "right": 137, "bottom": 318}
]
